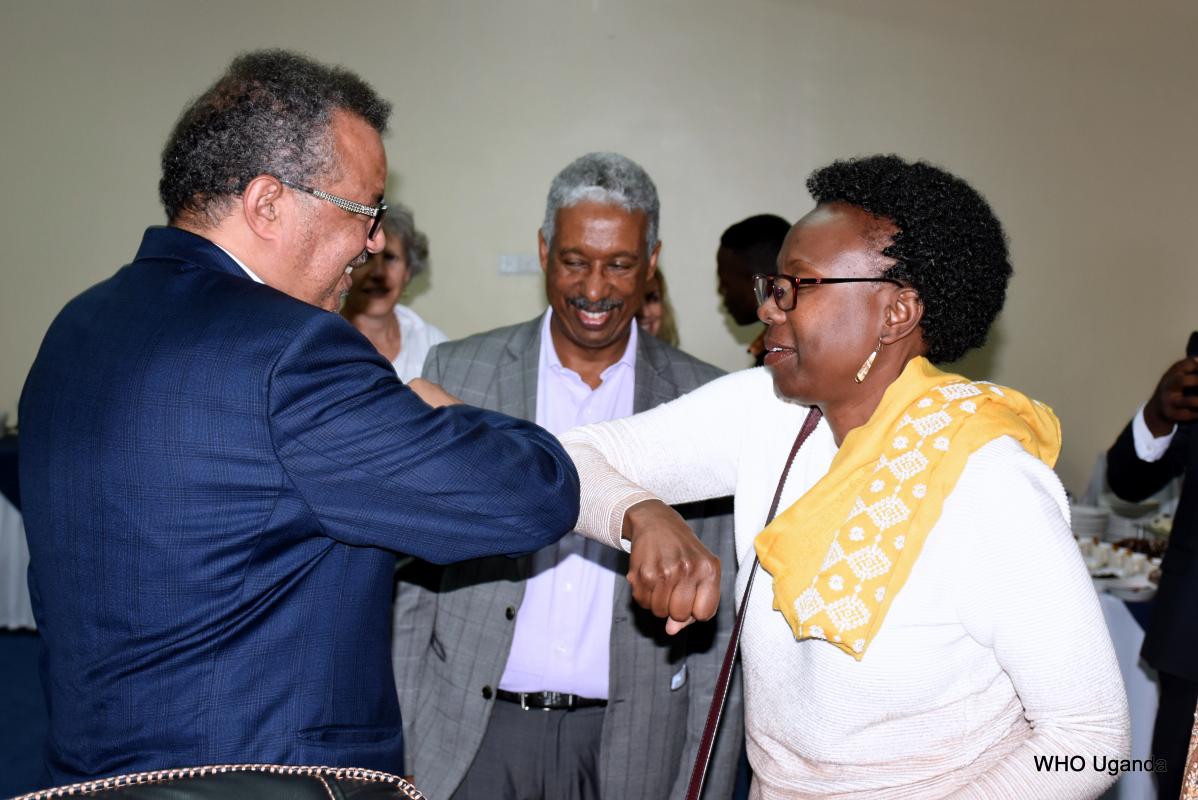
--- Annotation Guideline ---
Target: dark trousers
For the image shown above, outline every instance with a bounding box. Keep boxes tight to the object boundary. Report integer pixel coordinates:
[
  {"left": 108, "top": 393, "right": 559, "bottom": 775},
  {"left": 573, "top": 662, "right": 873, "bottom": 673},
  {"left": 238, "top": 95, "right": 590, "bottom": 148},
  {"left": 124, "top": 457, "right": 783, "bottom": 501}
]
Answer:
[
  {"left": 1153, "top": 670, "right": 1198, "bottom": 800},
  {"left": 453, "top": 700, "right": 605, "bottom": 800}
]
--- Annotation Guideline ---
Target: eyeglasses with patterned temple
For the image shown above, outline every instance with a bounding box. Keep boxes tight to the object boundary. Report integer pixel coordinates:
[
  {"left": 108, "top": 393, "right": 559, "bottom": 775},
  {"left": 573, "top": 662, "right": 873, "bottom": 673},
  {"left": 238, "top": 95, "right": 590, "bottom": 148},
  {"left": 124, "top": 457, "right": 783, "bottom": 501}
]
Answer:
[
  {"left": 753, "top": 272, "right": 903, "bottom": 312},
  {"left": 278, "top": 179, "right": 388, "bottom": 240}
]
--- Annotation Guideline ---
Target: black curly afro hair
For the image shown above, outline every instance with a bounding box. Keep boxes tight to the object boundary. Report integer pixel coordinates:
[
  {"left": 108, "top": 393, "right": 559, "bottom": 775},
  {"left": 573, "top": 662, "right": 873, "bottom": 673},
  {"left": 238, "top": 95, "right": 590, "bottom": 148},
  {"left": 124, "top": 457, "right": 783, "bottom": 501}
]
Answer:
[{"left": 806, "top": 154, "right": 1010, "bottom": 364}]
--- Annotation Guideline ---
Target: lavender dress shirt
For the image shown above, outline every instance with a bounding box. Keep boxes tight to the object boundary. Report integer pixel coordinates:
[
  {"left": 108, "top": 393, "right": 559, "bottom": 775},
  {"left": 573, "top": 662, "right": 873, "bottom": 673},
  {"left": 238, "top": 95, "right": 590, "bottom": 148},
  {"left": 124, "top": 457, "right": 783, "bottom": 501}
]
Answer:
[{"left": 498, "top": 310, "right": 636, "bottom": 699}]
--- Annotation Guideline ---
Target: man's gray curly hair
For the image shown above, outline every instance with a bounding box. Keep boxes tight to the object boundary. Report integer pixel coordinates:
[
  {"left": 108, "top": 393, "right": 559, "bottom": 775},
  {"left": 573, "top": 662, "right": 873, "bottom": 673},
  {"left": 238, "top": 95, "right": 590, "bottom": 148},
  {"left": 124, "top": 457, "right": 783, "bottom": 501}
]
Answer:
[
  {"left": 159, "top": 49, "right": 391, "bottom": 226},
  {"left": 540, "top": 152, "right": 660, "bottom": 253}
]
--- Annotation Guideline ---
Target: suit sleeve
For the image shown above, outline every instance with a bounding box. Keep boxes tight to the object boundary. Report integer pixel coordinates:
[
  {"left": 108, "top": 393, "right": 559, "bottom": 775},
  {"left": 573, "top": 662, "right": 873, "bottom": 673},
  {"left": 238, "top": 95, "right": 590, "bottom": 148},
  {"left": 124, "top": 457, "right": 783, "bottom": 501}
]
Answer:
[
  {"left": 1106, "top": 418, "right": 1189, "bottom": 502},
  {"left": 562, "top": 370, "right": 750, "bottom": 549},
  {"left": 267, "top": 313, "right": 580, "bottom": 564}
]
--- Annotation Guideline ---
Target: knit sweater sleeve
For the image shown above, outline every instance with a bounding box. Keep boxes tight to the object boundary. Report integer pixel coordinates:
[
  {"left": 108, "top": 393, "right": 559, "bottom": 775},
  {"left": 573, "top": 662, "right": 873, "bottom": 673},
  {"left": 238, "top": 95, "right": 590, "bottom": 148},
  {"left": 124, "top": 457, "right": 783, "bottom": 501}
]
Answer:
[
  {"left": 947, "top": 438, "right": 1130, "bottom": 799},
  {"left": 560, "top": 369, "right": 756, "bottom": 550}
]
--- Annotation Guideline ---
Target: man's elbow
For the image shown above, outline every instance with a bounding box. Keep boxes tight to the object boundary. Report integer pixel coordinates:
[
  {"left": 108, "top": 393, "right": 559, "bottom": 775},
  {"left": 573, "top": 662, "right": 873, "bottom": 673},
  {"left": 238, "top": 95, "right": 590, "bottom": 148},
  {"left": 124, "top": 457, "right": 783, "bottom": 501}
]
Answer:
[{"left": 500, "top": 484, "right": 579, "bottom": 557}]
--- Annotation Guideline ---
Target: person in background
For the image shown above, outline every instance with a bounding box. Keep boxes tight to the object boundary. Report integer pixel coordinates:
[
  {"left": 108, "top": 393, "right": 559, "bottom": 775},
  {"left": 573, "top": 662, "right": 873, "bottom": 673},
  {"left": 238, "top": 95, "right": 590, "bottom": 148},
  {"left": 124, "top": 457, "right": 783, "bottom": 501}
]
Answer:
[
  {"left": 1106, "top": 352, "right": 1198, "bottom": 800},
  {"left": 18, "top": 49, "right": 579, "bottom": 785},
  {"left": 636, "top": 264, "right": 679, "bottom": 346},
  {"left": 341, "top": 207, "right": 448, "bottom": 382},
  {"left": 393, "top": 152, "right": 740, "bottom": 800},
  {"left": 717, "top": 214, "right": 791, "bottom": 365},
  {"left": 562, "top": 154, "right": 1129, "bottom": 798}
]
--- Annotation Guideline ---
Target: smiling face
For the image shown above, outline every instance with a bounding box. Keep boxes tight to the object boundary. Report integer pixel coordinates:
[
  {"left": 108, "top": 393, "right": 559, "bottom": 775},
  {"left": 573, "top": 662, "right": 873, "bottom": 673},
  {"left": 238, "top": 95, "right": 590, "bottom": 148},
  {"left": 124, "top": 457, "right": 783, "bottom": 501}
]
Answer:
[
  {"left": 344, "top": 234, "right": 410, "bottom": 318},
  {"left": 760, "top": 202, "right": 901, "bottom": 408},
  {"left": 540, "top": 201, "right": 659, "bottom": 369},
  {"left": 282, "top": 110, "right": 388, "bottom": 311}
]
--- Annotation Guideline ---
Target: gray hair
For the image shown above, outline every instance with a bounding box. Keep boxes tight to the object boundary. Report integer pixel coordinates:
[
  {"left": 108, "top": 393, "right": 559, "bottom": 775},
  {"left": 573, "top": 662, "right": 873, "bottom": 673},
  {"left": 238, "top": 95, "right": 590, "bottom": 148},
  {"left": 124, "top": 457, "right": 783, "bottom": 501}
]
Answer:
[
  {"left": 159, "top": 49, "right": 391, "bottom": 225},
  {"left": 540, "top": 152, "right": 660, "bottom": 253},
  {"left": 381, "top": 204, "right": 429, "bottom": 277}
]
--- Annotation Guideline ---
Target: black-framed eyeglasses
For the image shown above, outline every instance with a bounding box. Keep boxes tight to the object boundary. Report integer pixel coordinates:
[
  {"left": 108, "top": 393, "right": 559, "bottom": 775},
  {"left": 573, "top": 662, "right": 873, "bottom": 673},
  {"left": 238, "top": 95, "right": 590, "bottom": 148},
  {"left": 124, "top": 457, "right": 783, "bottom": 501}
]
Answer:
[
  {"left": 278, "top": 179, "right": 388, "bottom": 240},
  {"left": 753, "top": 272, "right": 902, "bottom": 312}
]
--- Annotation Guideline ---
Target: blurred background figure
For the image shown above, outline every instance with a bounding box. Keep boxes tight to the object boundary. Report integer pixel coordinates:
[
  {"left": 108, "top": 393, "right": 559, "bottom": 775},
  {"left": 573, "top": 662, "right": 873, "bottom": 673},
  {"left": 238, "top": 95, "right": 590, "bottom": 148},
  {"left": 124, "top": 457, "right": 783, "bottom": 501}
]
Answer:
[
  {"left": 637, "top": 265, "right": 679, "bottom": 346},
  {"left": 717, "top": 214, "right": 791, "bottom": 366},
  {"left": 1106, "top": 350, "right": 1198, "bottom": 800},
  {"left": 342, "top": 205, "right": 448, "bottom": 381}
]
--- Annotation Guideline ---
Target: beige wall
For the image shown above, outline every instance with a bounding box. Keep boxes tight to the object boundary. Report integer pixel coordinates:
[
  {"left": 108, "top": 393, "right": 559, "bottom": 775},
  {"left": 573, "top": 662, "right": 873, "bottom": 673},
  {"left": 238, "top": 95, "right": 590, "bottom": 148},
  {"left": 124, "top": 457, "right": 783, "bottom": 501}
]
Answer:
[{"left": 2, "top": 0, "right": 1195, "bottom": 493}]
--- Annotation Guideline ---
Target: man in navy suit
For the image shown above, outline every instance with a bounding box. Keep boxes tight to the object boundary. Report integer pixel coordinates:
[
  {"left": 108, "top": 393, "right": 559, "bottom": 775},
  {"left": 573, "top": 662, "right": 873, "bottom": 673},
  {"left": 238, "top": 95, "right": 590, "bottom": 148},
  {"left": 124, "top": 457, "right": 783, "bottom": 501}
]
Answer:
[{"left": 18, "top": 49, "right": 579, "bottom": 785}]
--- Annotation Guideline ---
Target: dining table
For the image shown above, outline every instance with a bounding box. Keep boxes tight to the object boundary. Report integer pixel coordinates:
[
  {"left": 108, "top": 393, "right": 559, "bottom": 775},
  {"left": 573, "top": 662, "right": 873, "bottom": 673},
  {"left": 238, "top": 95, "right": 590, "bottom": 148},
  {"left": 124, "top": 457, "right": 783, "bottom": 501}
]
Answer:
[{"left": 1097, "top": 592, "right": 1159, "bottom": 800}]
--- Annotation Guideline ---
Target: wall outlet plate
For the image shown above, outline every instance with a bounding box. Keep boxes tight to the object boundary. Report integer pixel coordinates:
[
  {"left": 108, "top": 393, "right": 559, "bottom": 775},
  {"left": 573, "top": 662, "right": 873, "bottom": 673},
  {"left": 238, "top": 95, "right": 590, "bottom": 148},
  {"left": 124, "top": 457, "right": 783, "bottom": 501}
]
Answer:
[{"left": 498, "top": 253, "right": 541, "bottom": 275}]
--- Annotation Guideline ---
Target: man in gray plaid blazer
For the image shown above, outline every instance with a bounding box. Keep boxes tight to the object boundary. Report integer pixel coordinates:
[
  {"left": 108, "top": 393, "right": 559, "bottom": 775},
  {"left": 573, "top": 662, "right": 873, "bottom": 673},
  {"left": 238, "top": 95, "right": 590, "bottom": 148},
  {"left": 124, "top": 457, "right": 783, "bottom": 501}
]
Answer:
[{"left": 392, "top": 153, "right": 742, "bottom": 800}]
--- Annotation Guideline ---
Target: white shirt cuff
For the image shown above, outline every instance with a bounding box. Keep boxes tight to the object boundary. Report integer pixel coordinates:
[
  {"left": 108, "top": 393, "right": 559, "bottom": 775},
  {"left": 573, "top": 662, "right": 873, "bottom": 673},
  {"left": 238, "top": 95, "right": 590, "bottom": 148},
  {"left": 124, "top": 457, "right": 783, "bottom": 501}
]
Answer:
[{"left": 1131, "top": 403, "right": 1175, "bottom": 462}]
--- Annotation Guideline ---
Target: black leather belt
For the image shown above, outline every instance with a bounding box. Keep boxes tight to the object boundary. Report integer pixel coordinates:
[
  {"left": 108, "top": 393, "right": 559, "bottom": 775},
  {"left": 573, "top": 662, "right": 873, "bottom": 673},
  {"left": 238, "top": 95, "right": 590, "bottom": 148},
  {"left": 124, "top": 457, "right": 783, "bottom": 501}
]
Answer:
[{"left": 495, "top": 689, "right": 608, "bottom": 711}]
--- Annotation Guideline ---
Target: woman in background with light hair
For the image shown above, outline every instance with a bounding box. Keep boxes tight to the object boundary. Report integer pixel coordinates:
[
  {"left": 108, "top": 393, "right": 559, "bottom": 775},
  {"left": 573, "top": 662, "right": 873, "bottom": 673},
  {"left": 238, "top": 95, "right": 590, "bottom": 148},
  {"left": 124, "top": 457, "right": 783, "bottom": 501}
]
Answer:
[{"left": 342, "top": 205, "right": 448, "bottom": 381}]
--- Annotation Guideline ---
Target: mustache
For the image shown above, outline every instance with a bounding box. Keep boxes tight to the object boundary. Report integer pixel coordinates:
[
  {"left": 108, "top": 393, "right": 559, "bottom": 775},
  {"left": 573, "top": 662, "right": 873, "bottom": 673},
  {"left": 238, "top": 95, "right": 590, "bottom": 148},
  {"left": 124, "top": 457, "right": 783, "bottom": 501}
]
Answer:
[
  {"left": 348, "top": 250, "right": 370, "bottom": 269},
  {"left": 567, "top": 297, "right": 623, "bottom": 313}
]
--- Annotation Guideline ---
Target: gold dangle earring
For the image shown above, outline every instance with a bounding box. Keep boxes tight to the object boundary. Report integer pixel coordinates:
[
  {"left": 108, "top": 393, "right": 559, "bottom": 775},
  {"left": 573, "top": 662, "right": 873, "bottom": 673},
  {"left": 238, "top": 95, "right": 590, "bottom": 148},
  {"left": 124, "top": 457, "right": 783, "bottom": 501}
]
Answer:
[{"left": 855, "top": 339, "right": 884, "bottom": 383}]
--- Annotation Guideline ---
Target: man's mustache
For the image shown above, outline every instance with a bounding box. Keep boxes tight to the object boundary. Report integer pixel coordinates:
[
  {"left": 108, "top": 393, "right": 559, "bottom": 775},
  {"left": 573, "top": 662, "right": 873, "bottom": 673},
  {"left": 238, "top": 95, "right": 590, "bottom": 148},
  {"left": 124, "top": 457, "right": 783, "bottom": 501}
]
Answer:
[{"left": 567, "top": 297, "right": 623, "bottom": 313}]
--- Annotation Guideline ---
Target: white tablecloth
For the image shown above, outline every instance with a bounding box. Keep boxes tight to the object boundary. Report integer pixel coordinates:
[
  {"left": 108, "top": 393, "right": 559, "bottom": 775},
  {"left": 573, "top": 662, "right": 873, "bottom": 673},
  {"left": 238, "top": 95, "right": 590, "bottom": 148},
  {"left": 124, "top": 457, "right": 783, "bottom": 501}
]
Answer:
[
  {"left": 0, "top": 492, "right": 34, "bottom": 629},
  {"left": 1098, "top": 592, "right": 1158, "bottom": 800}
]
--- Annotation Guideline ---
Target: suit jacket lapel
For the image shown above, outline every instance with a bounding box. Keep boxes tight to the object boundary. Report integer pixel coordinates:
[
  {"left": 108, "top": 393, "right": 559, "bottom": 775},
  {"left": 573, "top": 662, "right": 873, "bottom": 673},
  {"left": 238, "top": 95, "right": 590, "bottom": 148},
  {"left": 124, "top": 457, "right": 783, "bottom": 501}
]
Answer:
[
  {"left": 633, "top": 332, "right": 680, "bottom": 413},
  {"left": 492, "top": 316, "right": 542, "bottom": 420},
  {"left": 492, "top": 315, "right": 545, "bottom": 582}
]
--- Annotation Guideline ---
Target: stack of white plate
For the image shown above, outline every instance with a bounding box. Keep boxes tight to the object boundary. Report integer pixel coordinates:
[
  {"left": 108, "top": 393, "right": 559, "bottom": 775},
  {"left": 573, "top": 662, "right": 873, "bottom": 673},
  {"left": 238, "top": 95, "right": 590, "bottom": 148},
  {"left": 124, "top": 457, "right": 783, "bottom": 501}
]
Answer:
[
  {"left": 1105, "top": 494, "right": 1161, "bottom": 519},
  {"left": 1106, "top": 515, "right": 1139, "bottom": 540},
  {"left": 1100, "top": 493, "right": 1158, "bottom": 541},
  {"left": 1071, "top": 504, "right": 1109, "bottom": 539}
]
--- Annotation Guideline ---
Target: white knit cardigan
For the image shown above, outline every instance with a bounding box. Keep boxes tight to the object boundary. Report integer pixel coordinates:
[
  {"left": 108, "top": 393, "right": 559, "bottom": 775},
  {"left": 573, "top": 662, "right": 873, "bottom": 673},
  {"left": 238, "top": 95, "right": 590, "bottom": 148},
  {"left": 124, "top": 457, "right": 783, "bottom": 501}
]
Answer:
[{"left": 561, "top": 367, "right": 1129, "bottom": 800}]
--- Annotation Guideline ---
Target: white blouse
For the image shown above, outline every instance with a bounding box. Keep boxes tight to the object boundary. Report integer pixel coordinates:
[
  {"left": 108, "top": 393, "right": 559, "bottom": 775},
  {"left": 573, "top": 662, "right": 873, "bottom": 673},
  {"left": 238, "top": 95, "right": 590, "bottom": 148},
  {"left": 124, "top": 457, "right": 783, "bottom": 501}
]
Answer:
[{"left": 390, "top": 304, "right": 448, "bottom": 383}]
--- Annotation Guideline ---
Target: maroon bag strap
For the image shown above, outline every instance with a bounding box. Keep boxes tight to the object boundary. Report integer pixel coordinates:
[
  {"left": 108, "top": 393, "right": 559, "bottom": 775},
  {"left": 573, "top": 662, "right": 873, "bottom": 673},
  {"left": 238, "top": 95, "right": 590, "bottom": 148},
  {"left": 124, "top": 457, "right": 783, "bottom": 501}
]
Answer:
[{"left": 684, "top": 406, "right": 823, "bottom": 800}]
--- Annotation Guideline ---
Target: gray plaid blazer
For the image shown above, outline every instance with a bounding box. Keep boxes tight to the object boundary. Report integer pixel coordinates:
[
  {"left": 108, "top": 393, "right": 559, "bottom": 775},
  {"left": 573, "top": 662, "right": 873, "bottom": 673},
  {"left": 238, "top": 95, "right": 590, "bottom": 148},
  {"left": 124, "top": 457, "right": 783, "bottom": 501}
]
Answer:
[{"left": 392, "top": 315, "right": 743, "bottom": 800}]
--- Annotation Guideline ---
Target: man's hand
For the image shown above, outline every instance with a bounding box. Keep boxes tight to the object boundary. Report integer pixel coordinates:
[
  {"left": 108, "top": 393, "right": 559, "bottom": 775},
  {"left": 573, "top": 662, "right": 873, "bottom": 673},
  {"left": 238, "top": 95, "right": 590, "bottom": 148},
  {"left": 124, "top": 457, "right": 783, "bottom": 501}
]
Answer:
[
  {"left": 1144, "top": 358, "right": 1198, "bottom": 436},
  {"left": 408, "top": 378, "right": 462, "bottom": 408},
  {"left": 622, "top": 499, "right": 721, "bottom": 636}
]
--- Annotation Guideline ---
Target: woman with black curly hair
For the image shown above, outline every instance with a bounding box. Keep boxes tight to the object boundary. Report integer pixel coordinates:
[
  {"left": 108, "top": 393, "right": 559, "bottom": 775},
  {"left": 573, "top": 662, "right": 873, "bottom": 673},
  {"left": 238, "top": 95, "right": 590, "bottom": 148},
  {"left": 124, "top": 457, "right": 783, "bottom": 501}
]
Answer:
[{"left": 560, "top": 155, "right": 1129, "bottom": 798}]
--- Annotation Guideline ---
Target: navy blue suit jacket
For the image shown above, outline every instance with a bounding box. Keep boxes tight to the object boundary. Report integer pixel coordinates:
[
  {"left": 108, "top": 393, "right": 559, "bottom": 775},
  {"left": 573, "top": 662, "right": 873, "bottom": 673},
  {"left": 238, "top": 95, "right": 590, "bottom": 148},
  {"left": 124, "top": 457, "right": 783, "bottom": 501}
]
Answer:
[{"left": 19, "top": 227, "right": 580, "bottom": 784}]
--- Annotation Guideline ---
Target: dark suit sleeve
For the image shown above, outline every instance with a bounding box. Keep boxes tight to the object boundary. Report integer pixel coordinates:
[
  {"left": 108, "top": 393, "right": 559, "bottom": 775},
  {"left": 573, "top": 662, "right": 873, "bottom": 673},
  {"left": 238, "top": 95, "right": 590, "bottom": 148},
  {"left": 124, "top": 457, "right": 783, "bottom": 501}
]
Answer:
[
  {"left": 267, "top": 313, "right": 580, "bottom": 564},
  {"left": 1106, "top": 418, "right": 1189, "bottom": 502}
]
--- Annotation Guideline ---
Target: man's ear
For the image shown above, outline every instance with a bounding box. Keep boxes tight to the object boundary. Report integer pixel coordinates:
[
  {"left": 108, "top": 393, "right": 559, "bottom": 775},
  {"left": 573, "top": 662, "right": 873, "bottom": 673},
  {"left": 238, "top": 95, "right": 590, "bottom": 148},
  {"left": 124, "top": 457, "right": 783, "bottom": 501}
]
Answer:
[
  {"left": 538, "top": 229, "right": 550, "bottom": 274},
  {"left": 881, "top": 287, "right": 924, "bottom": 345},
  {"left": 241, "top": 175, "right": 287, "bottom": 241}
]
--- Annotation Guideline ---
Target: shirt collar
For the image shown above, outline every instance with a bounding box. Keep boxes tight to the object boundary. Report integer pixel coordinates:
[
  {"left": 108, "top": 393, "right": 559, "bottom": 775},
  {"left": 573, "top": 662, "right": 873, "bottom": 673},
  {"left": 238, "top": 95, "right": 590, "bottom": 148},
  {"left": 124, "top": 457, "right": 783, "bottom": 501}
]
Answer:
[
  {"left": 540, "top": 307, "right": 638, "bottom": 379},
  {"left": 214, "top": 243, "right": 264, "bottom": 284}
]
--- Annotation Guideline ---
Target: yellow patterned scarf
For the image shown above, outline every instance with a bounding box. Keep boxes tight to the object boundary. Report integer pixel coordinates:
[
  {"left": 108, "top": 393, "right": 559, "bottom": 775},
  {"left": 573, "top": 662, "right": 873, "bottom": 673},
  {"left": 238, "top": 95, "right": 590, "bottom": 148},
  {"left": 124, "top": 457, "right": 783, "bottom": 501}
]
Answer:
[{"left": 754, "top": 356, "right": 1060, "bottom": 660}]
